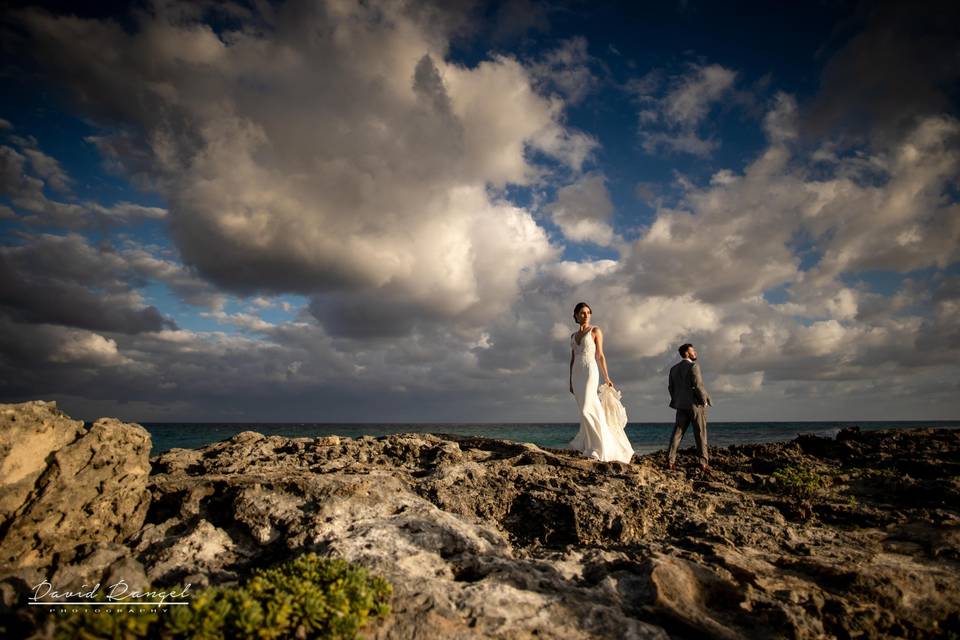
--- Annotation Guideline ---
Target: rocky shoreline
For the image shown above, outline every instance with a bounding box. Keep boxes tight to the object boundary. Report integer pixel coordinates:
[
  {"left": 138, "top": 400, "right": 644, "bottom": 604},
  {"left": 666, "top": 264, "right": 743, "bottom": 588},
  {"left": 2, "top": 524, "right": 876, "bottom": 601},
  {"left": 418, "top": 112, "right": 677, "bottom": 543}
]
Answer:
[{"left": 1, "top": 400, "right": 959, "bottom": 638}]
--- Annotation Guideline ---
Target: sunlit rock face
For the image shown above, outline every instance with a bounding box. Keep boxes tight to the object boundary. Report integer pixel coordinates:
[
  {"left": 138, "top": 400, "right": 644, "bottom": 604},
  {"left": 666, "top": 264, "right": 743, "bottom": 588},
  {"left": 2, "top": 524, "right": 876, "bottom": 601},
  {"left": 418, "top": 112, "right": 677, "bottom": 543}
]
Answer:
[{"left": 0, "top": 401, "right": 152, "bottom": 587}]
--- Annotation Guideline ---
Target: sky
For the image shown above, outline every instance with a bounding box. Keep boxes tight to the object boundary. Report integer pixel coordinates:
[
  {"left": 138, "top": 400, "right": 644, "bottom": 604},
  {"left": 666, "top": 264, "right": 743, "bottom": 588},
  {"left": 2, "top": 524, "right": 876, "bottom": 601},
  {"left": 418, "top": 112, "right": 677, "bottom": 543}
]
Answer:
[{"left": 0, "top": 0, "right": 958, "bottom": 423}]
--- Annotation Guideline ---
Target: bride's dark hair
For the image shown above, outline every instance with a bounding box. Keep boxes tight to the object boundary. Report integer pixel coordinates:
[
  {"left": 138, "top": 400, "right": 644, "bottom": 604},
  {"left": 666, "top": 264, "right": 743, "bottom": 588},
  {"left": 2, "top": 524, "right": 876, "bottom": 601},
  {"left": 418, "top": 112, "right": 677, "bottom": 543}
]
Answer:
[{"left": 573, "top": 302, "right": 592, "bottom": 320}]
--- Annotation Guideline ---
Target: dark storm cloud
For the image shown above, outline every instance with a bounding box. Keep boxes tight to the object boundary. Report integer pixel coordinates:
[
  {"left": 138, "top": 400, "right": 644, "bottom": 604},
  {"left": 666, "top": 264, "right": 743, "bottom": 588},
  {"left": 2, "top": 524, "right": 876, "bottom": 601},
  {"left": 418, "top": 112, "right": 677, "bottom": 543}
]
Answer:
[
  {"left": 0, "top": 317, "right": 125, "bottom": 373},
  {"left": 308, "top": 292, "right": 418, "bottom": 339},
  {"left": 803, "top": 0, "right": 960, "bottom": 147},
  {"left": 0, "top": 234, "right": 175, "bottom": 334}
]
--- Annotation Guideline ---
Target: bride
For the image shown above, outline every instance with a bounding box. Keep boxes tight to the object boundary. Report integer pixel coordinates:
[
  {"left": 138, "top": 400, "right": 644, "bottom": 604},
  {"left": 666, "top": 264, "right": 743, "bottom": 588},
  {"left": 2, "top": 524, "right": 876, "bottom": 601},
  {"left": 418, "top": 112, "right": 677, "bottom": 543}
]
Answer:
[{"left": 568, "top": 302, "right": 635, "bottom": 463}]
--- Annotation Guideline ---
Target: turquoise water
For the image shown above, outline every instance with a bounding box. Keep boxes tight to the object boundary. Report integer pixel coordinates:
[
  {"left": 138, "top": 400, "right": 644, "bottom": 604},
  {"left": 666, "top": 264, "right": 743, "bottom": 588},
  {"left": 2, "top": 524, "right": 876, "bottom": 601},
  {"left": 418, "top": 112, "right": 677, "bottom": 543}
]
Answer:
[{"left": 140, "top": 421, "right": 960, "bottom": 457}]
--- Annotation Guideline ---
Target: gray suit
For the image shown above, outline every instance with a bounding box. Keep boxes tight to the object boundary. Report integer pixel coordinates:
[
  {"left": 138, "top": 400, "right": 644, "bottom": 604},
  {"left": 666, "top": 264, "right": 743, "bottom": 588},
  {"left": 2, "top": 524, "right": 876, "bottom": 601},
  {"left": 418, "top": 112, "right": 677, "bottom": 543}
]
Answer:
[{"left": 667, "top": 360, "right": 712, "bottom": 465}]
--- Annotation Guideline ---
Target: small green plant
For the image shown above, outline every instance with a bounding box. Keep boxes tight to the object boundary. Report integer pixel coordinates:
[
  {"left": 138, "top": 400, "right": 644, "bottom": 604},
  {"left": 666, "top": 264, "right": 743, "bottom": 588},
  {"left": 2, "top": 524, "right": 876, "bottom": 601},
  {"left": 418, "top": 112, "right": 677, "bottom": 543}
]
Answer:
[
  {"left": 771, "top": 465, "right": 822, "bottom": 500},
  {"left": 53, "top": 553, "right": 391, "bottom": 640}
]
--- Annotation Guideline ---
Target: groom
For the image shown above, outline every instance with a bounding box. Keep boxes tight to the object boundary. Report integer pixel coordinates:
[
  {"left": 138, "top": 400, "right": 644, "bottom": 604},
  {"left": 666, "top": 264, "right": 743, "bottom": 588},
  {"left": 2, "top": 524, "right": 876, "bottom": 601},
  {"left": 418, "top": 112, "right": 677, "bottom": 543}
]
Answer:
[{"left": 667, "top": 343, "right": 712, "bottom": 471}]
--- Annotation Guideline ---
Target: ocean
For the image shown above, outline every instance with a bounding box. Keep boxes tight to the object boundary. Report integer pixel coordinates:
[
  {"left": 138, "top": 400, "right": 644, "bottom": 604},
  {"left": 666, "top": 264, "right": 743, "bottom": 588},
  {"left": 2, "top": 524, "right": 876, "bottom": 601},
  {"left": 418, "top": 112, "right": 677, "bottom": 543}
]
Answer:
[{"left": 140, "top": 421, "right": 960, "bottom": 458}]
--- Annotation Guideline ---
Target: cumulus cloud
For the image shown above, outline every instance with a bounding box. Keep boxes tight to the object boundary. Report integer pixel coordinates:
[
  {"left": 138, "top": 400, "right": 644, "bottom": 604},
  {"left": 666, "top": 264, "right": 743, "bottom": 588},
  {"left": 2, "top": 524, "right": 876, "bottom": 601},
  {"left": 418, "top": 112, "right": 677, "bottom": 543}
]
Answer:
[
  {"left": 630, "top": 63, "right": 738, "bottom": 156},
  {"left": 548, "top": 172, "right": 615, "bottom": 246},
  {"left": 0, "top": 133, "right": 167, "bottom": 227},
  {"left": 12, "top": 1, "right": 593, "bottom": 337},
  {"left": 623, "top": 104, "right": 806, "bottom": 301},
  {"left": 47, "top": 330, "right": 129, "bottom": 366},
  {"left": 0, "top": 233, "right": 176, "bottom": 334},
  {"left": 544, "top": 259, "right": 618, "bottom": 287},
  {"left": 0, "top": 319, "right": 129, "bottom": 371},
  {"left": 712, "top": 372, "right": 764, "bottom": 395},
  {"left": 87, "top": 202, "right": 167, "bottom": 225},
  {"left": 119, "top": 245, "right": 226, "bottom": 309},
  {"left": 21, "top": 147, "right": 72, "bottom": 193},
  {"left": 800, "top": 115, "right": 960, "bottom": 282},
  {"left": 529, "top": 37, "right": 599, "bottom": 104},
  {"left": 579, "top": 87, "right": 960, "bottom": 419},
  {"left": 660, "top": 64, "right": 737, "bottom": 126},
  {"left": 201, "top": 310, "right": 274, "bottom": 332},
  {"left": 249, "top": 296, "right": 274, "bottom": 309},
  {"left": 596, "top": 291, "right": 719, "bottom": 360},
  {"left": 0, "top": 228, "right": 224, "bottom": 343},
  {"left": 624, "top": 93, "right": 960, "bottom": 308},
  {"left": 0, "top": 144, "right": 44, "bottom": 203},
  {"left": 1, "top": 1, "right": 958, "bottom": 422}
]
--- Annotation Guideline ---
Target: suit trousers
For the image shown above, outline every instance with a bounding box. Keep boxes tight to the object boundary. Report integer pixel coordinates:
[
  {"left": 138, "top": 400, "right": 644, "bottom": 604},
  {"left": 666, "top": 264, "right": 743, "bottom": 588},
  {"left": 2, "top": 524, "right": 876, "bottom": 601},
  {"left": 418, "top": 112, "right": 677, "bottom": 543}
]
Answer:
[{"left": 667, "top": 406, "right": 708, "bottom": 465}]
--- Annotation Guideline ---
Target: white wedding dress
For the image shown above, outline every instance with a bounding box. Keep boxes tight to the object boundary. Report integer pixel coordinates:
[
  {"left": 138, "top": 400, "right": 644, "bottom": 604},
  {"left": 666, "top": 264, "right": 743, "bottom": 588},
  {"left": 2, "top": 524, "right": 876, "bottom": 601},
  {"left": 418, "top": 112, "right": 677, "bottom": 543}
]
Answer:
[{"left": 569, "top": 329, "right": 635, "bottom": 463}]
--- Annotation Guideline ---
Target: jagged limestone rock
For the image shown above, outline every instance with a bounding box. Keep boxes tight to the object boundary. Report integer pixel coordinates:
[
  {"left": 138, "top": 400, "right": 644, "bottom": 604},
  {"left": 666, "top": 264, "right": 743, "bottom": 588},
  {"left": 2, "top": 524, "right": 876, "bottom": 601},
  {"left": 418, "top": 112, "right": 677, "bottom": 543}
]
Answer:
[
  {"left": 0, "top": 402, "right": 152, "bottom": 583},
  {"left": 3, "top": 401, "right": 960, "bottom": 639}
]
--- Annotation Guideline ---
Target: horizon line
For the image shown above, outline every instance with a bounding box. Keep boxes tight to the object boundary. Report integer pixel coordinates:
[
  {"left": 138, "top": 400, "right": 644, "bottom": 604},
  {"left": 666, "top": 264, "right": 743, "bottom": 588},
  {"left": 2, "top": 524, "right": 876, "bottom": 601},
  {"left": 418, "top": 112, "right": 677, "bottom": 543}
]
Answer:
[{"left": 129, "top": 419, "right": 960, "bottom": 425}]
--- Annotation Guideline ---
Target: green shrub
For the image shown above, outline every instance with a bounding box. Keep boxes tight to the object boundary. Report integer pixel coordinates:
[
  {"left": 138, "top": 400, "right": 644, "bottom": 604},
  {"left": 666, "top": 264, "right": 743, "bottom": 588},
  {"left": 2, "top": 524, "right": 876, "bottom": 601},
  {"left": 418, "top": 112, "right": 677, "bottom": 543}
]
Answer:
[
  {"left": 771, "top": 465, "right": 821, "bottom": 500},
  {"left": 53, "top": 553, "right": 391, "bottom": 640}
]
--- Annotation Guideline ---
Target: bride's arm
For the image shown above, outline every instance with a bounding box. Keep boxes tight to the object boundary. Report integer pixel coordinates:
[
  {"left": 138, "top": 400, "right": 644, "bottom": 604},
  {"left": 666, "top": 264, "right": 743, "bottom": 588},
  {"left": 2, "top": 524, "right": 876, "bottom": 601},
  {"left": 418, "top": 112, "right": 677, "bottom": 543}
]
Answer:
[{"left": 593, "top": 327, "right": 614, "bottom": 386}]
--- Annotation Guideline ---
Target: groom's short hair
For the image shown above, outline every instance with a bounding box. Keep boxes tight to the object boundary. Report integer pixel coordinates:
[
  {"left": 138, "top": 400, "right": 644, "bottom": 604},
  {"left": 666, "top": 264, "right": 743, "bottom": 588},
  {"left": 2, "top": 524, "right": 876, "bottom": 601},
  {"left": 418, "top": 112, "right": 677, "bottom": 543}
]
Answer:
[{"left": 678, "top": 343, "right": 693, "bottom": 357}]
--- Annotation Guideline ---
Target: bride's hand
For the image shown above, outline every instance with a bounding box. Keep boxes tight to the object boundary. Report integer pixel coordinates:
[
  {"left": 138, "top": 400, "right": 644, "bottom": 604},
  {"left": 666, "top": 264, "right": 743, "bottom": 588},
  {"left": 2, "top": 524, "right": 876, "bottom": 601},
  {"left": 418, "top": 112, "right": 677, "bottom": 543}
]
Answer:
[{"left": 605, "top": 380, "right": 614, "bottom": 388}]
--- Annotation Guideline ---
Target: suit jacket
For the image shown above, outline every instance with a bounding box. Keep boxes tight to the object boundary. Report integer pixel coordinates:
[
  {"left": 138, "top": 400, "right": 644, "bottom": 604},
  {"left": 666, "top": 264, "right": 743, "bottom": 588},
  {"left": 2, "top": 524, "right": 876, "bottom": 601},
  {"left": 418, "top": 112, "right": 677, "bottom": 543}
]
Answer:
[{"left": 668, "top": 360, "right": 712, "bottom": 410}]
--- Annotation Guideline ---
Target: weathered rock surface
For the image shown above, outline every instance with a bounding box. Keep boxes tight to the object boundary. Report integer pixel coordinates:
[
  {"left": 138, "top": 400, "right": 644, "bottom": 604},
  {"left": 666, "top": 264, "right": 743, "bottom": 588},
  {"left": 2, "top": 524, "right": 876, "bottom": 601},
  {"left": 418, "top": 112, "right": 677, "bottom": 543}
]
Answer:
[
  {"left": 0, "top": 401, "right": 152, "bottom": 587},
  {"left": 0, "top": 401, "right": 83, "bottom": 524},
  {"left": 2, "top": 402, "right": 960, "bottom": 639}
]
